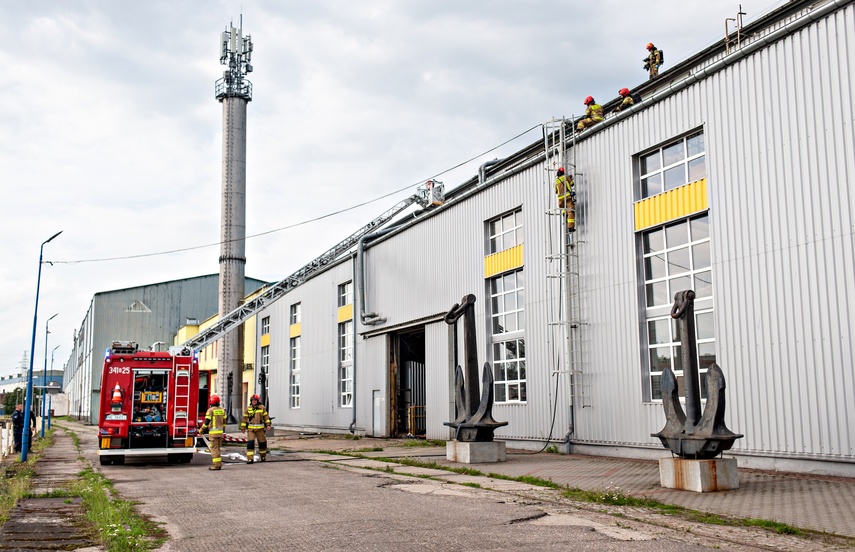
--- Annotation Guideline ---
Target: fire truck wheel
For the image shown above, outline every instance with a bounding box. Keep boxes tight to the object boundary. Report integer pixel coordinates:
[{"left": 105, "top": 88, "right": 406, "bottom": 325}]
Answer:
[
  {"left": 167, "top": 454, "right": 180, "bottom": 464},
  {"left": 179, "top": 454, "right": 193, "bottom": 464},
  {"left": 99, "top": 457, "right": 112, "bottom": 466}
]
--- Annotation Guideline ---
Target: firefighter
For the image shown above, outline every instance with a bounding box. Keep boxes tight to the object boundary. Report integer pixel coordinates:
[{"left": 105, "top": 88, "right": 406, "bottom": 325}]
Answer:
[
  {"left": 198, "top": 395, "right": 226, "bottom": 471},
  {"left": 576, "top": 96, "right": 604, "bottom": 133},
  {"left": 554, "top": 167, "right": 576, "bottom": 232},
  {"left": 240, "top": 394, "right": 271, "bottom": 463},
  {"left": 644, "top": 43, "right": 663, "bottom": 79},
  {"left": 614, "top": 88, "right": 634, "bottom": 113}
]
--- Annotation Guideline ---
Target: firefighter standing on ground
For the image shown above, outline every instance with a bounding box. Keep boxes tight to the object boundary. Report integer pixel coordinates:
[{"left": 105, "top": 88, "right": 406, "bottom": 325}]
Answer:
[
  {"left": 576, "top": 96, "right": 604, "bottom": 133},
  {"left": 645, "top": 43, "right": 663, "bottom": 79},
  {"left": 614, "top": 88, "right": 634, "bottom": 112},
  {"left": 554, "top": 167, "right": 576, "bottom": 232},
  {"left": 241, "top": 394, "right": 271, "bottom": 463},
  {"left": 198, "top": 394, "right": 226, "bottom": 470}
]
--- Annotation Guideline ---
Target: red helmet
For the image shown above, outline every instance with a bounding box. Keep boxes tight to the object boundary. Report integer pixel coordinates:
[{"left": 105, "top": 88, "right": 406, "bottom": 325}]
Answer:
[
  {"left": 619, "top": 88, "right": 630, "bottom": 97},
  {"left": 209, "top": 394, "right": 220, "bottom": 406},
  {"left": 584, "top": 96, "right": 595, "bottom": 105},
  {"left": 556, "top": 167, "right": 565, "bottom": 175},
  {"left": 251, "top": 394, "right": 260, "bottom": 403},
  {"left": 646, "top": 43, "right": 654, "bottom": 50}
]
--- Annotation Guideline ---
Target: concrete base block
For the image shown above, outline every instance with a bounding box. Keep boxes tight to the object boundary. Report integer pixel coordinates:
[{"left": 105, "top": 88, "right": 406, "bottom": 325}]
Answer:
[
  {"left": 659, "top": 457, "right": 739, "bottom": 492},
  {"left": 447, "top": 441, "right": 506, "bottom": 464}
]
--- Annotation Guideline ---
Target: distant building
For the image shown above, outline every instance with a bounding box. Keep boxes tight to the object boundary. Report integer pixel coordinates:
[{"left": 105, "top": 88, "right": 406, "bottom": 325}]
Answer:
[
  {"left": 251, "top": 0, "right": 855, "bottom": 476},
  {"left": 64, "top": 274, "right": 266, "bottom": 424}
]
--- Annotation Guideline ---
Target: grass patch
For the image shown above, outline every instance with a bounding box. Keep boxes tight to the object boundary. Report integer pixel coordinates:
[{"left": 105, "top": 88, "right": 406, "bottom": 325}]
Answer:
[
  {"left": 460, "top": 482, "right": 481, "bottom": 489},
  {"left": 545, "top": 445, "right": 559, "bottom": 454},
  {"left": 488, "top": 472, "right": 562, "bottom": 489},
  {"left": 400, "top": 439, "right": 445, "bottom": 448},
  {"left": 350, "top": 447, "right": 383, "bottom": 453},
  {"left": 72, "top": 468, "right": 166, "bottom": 551}
]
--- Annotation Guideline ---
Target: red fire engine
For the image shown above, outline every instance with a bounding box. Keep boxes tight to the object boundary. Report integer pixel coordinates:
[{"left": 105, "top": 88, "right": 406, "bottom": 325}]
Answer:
[{"left": 98, "top": 341, "right": 201, "bottom": 465}]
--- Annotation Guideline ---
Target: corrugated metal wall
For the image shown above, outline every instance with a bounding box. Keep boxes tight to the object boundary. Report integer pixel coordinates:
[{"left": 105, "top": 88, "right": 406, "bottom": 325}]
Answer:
[{"left": 571, "top": 2, "right": 855, "bottom": 460}]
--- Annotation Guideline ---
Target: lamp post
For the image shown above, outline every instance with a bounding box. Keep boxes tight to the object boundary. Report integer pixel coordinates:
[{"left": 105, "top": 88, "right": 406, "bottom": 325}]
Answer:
[
  {"left": 45, "top": 344, "right": 60, "bottom": 433},
  {"left": 41, "top": 314, "right": 58, "bottom": 438},
  {"left": 22, "top": 230, "right": 62, "bottom": 462}
]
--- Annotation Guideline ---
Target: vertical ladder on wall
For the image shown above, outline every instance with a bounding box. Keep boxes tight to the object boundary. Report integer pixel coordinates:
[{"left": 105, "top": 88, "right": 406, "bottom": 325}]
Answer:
[
  {"left": 171, "top": 359, "right": 191, "bottom": 439},
  {"left": 542, "top": 118, "right": 589, "bottom": 415}
]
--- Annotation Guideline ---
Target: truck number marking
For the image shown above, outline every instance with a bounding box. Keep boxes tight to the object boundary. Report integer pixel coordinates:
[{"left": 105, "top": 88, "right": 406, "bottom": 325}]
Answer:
[{"left": 108, "top": 366, "right": 131, "bottom": 375}]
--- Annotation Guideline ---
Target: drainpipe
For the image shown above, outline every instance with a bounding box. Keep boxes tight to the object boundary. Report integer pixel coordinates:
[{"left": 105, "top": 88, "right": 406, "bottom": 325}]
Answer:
[
  {"left": 478, "top": 158, "right": 502, "bottom": 187},
  {"left": 350, "top": 252, "right": 358, "bottom": 433},
  {"left": 358, "top": 224, "right": 409, "bottom": 326}
]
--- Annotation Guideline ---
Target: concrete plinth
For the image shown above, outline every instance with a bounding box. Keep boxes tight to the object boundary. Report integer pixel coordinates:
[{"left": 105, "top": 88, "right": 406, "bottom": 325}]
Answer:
[
  {"left": 447, "top": 440, "right": 506, "bottom": 464},
  {"left": 659, "top": 457, "right": 739, "bottom": 492}
]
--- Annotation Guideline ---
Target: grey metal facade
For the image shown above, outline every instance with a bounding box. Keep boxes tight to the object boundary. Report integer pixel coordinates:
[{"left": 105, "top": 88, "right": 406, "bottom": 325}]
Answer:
[
  {"left": 260, "top": 0, "right": 853, "bottom": 475},
  {"left": 63, "top": 274, "right": 266, "bottom": 424}
]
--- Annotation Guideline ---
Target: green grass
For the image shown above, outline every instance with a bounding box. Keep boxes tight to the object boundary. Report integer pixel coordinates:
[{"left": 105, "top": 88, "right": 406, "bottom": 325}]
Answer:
[
  {"left": 460, "top": 482, "right": 481, "bottom": 489},
  {"left": 0, "top": 430, "right": 54, "bottom": 523},
  {"left": 350, "top": 447, "right": 384, "bottom": 453},
  {"left": 72, "top": 468, "right": 166, "bottom": 551},
  {"left": 400, "top": 439, "right": 445, "bottom": 447}
]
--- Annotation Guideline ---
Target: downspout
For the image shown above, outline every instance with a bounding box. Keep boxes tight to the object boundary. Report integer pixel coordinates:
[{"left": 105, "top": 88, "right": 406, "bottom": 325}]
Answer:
[
  {"left": 479, "top": 158, "right": 502, "bottom": 187},
  {"left": 358, "top": 223, "right": 410, "bottom": 326},
  {"left": 350, "top": 252, "right": 358, "bottom": 433}
]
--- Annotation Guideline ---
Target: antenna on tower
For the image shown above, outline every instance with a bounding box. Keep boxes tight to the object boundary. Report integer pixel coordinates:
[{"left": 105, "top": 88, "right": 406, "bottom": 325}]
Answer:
[{"left": 215, "top": 16, "right": 254, "bottom": 101}]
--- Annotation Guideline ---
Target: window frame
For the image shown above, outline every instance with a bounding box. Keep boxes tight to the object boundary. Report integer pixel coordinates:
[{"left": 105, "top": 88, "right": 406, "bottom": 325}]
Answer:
[
  {"left": 488, "top": 268, "right": 526, "bottom": 404},
  {"left": 338, "top": 320, "right": 353, "bottom": 407},
  {"left": 260, "top": 316, "right": 270, "bottom": 335},
  {"left": 290, "top": 336, "right": 301, "bottom": 409},
  {"left": 290, "top": 303, "right": 301, "bottom": 325},
  {"left": 488, "top": 208, "right": 524, "bottom": 254},
  {"left": 338, "top": 282, "right": 353, "bottom": 307},
  {"left": 639, "top": 130, "right": 706, "bottom": 199}
]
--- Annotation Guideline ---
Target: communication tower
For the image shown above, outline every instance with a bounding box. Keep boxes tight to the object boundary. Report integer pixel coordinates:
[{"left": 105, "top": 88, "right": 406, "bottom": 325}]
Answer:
[{"left": 215, "top": 18, "right": 253, "bottom": 421}]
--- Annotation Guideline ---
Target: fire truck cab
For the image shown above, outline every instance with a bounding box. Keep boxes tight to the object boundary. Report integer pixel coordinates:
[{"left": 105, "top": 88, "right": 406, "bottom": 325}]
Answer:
[{"left": 98, "top": 341, "right": 200, "bottom": 465}]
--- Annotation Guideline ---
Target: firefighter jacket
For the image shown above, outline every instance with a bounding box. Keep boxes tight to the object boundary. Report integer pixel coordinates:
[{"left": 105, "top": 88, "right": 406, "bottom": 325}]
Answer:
[
  {"left": 200, "top": 406, "right": 226, "bottom": 435},
  {"left": 554, "top": 175, "right": 574, "bottom": 205},
  {"left": 615, "top": 96, "right": 634, "bottom": 112},
  {"left": 585, "top": 103, "right": 604, "bottom": 122},
  {"left": 240, "top": 404, "right": 271, "bottom": 431}
]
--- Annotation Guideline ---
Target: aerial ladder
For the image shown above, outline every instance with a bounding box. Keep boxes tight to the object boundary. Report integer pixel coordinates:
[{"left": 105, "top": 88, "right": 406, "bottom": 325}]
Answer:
[{"left": 180, "top": 181, "right": 445, "bottom": 351}]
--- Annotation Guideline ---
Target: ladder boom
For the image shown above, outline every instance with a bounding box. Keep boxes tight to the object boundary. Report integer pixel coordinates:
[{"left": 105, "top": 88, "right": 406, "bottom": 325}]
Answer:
[{"left": 181, "top": 187, "right": 441, "bottom": 351}]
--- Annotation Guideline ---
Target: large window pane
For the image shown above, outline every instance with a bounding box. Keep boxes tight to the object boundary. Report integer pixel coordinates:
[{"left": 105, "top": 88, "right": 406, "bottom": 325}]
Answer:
[
  {"left": 641, "top": 151, "right": 661, "bottom": 174},
  {"left": 650, "top": 347, "right": 672, "bottom": 371},
  {"left": 642, "top": 174, "right": 662, "bottom": 196},
  {"left": 688, "top": 156, "right": 706, "bottom": 182},
  {"left": 644, "top": 254, "right": 666, "bottom": 279},
  {"left": 669, "top": 275, "right": 692, "bottom": 298},
  {"left": 663, "top": 165, "right": 687, "bottom": 190},
  {"left": 665, "top": 221, "right": 689, "bottom": 247},
  {"left": 692, "top": 242, "right": 711, "bottom": 269},
  {"left": 648, "top": 319, "right": 671, "bottom": 345},
  {"left": 646, "top": 281, "right": 668, "bottom": 307},
  {"left": 663, "top": 141, "right": 685, "bottom": 165},
  {"left": 687, "top": 132, "right": 705, "bottom": 157},
  {"left": 696, "top": 312, "right": 715, "bottom": 340},
  {"left": 694, "top": 271, "right": 713, "bottom": 297},
  {"left": 643, "top": 228, "right": 665, "bottom": 253},
  {"left": 691, "top": 215, "right": 709, "bottom": 240},
  {"left": 668, "top": 247, "right": 691, "bottom": 275}
]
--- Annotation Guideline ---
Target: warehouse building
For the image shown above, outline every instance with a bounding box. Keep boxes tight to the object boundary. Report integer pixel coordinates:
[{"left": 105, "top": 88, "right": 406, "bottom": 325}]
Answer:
[{"left": 261, "top": 0, "right": 854, "bottom": 476}]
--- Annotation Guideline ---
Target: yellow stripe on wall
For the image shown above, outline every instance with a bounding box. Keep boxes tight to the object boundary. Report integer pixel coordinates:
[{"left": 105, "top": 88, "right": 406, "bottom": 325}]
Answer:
[
  {"left": 634, "top": 178, "right": 708, "bottom": 231},
  {"left": 289, "top": 323, "right": 301, "bottom": 338},
  {"left": 260, "top": 334, "right": 270, "bottom": 347},
  {"left": 484, "top": 244, "right": 524, "bottom": 279},
  {"left": 338, "top": 304, "right": 353, "bottom": 322}
]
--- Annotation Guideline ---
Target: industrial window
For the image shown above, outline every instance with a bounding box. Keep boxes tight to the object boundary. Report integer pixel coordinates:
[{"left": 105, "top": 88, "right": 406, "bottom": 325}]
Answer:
[
  {"left": 641, "top": 214, "right": 715, "bottom": 400},
  {"left": 338, "top": 281, "right": 353, "bottom": 307},
  {"left": 639, "top": 131, "right": 706, "bottom": 199},
  {"left": 489, "top": 269, "right": 526, "bottom": 403},
  {"left": 290, "top": 336, "right": 301, "bottom": 409},
  {"left": 260, "top": 345, "right": 269, "bottom": 379},
  {"left": 339, "top": 321, "right": 353, "bottom": 407},
  {"left": 260, "top": 316, "right": 270, "bottom": 335},
  {"left": 290, "top": 303, "right": 301, "bottom": 325},
  {"left": 488, "top": 208, "right": 524, "bottom": 254}
]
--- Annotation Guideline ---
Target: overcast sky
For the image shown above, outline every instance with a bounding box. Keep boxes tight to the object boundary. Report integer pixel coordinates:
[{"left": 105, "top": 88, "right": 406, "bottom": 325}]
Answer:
[{"left": 0, "top": 0, "right": 784, "bottom": 376}]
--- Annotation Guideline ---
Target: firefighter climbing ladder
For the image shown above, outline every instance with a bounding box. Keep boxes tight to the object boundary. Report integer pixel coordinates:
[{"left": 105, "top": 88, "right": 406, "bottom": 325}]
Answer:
[
  {"left": 542, "top": 118, "right": 589, "bottom": 412},
  {"left": 171, "top": 360, "right": 191, "bottom": 440}
]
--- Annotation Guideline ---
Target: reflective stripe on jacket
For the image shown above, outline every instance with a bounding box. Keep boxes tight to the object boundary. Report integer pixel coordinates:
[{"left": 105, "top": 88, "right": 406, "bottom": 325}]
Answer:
[
  {"left": 586, "top": 104, "right": 604, "bottom": 121},
  {"left": 554, "top": 175, "right": 574, "bottom": 201},
  {"left": 240, "top": 405, "right": 271, "bottom": 430},
  {"left": 202, "top": 407, "right": 226, "bottom": 435}
]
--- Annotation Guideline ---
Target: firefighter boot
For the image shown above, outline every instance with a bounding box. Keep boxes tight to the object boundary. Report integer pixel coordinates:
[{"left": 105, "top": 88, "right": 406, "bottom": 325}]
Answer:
[
  {"left": 209, "top": 465, "right": 221, "bottom": 471},
  {"left": 260, "top": 454, "right": 266, "bottom": 462}
]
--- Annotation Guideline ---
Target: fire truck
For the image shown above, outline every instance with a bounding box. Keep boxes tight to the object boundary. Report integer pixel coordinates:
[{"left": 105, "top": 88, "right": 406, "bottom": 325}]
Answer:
[{"left": 97, "top": 341, "right": 201, "bottom": 465}]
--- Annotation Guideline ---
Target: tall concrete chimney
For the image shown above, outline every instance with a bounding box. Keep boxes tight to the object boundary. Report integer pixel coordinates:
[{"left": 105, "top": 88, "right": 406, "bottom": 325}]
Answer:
[{"left": 215, "top": 18, "right": 253, "bottom": 422}]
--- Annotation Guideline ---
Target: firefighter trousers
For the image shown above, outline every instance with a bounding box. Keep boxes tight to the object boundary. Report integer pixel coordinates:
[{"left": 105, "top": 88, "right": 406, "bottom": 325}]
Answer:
[
  {"left": 209, "top": 435, "right": 223, "bottom": 468},
  {"left": 246, "top": 429, "right": 267, "bottom": 461}
]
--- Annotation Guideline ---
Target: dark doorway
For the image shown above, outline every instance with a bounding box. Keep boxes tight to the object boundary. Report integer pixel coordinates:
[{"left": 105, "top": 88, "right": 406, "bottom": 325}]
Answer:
[{"left": 390, "top": 328, "right": 426, "bottom": 437}]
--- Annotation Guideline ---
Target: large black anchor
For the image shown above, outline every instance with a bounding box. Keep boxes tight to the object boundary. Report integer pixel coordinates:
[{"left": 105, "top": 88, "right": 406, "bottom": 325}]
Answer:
[
  {"left": 652, "top": 290, "right": 743, "bottom": 458},
  {"left": 443, "top": 294, "right": 508, "bottom": 442}
]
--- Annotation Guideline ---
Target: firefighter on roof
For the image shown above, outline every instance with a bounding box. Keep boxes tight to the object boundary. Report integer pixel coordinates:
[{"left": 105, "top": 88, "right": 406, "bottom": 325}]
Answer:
[
  {"left": 241, "top": 394, "right": 271, "bottom": 463},
  {"left": 199, "top": 395, "right": 226, "bottom": 470},
  {"left": 576, "top": 96, "right": 604, "bottom": 133},
  {"left": 614, "top": 88, "right": 634, "bottom": 112},
  {"left": 554, "top": 167, "right": 576, "bottom": 232},
  {"left": 644, "top": 43, "right": 663, "bottom": 79}
]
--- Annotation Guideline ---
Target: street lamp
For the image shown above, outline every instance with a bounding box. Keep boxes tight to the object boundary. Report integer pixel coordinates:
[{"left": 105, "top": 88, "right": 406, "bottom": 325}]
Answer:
[
  {"left": 41, "top": 314, "right": 58, "bottom": 438},
  {"left": 43, "top": 343, "right": 60, "bottom": 435},
  {"left": 22, "top": 230, "right": 62, "bottom": 462}
]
